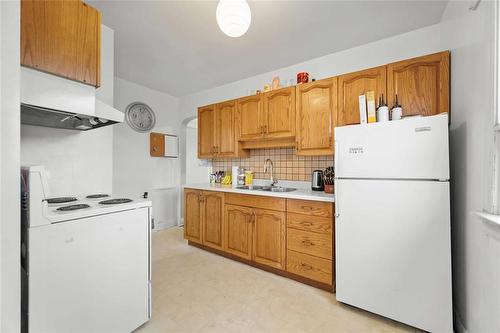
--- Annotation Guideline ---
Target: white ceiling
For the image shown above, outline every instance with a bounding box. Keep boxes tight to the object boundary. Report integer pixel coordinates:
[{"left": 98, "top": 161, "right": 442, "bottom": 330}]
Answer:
[{"left": 90, "top": 0, "right": 448, "bottom": 97}]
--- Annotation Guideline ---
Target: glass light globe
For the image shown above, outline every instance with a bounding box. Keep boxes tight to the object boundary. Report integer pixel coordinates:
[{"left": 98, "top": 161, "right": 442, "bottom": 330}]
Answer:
[{"left": 216, "top": 0, "right": 251, "bottom": 38}]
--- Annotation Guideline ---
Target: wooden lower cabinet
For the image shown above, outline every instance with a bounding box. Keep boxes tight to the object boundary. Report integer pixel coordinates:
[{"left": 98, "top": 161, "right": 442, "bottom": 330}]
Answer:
[
  {"left": 224, "top": 204, "right": 253, "bottom": 260},
  {"left": 286, "top": 199, "right": 334, "bottom": 289},
  {"left": 202, "top": 192, "right": 224, "bottom": 250},
  {"left": 287, "top": 250, "right": 333, "bottom": 285},
  {"left": 253, "top": 209, "right": 286, "bottom": 270},
  {"left": 184, "top": 189, "right": 334, "bottom": 291},
  {"left": 184, "top": 189, "right": 202, "bottom": 244},
  {"left": 184, "top": 189, "right": 224, "bottom": 250}
]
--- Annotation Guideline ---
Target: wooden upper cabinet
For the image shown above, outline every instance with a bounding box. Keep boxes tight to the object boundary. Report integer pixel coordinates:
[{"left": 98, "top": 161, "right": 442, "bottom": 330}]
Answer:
[
  {"left": 198, "top": 105, "right": 216, "bottom": 158},
  {"left": 263, "top": 87, "right": 296, "bottom": 139},
  {"left": 237, "top": 95, "right": 264, "bottom": 141},
  {"left": 184, "top": 189, "right": 202, "bottom": 244},
  {"left": 21, "top": 0, "right": 101, "bottom": 87},
  {"left": 387, "top": 51, "right": 450, "bottom": 117},
  {"left": 150, "top": 132, "right": 165, "bottom": 157},
  {"left": 224, "top": 204, "right": 254, "bottom": 260},
  {"left": 337, "top": 66, "right": 387, "bottom": 126},
  {"left": 215, "top": 101, "right": 237, "bottom": 157},
  {"left": 202, "top": 192, "right": 224, "bottom": 251},
  {"left": 252, "top": 209, "right": 286, "bottom": 270},
  {"left": 296, "top": 78, "right": 337, "bottom": 156}
]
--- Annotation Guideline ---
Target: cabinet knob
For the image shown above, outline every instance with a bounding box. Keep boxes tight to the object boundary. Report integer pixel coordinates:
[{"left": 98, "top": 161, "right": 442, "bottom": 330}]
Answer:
[
  {"left": 301, "top": 239, "right": 314, "bottom": 246},
  {"left": 301, "top": 263, "right": 313, "bottom": 270}
]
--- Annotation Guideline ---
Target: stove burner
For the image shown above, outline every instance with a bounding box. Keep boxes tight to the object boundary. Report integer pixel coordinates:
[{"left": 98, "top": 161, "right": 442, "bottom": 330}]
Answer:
[
  {"left": 86, "top": 194, "right": 110, "bottom": 199},
  {"left": 47, "top": 197, "right": 77, "bottom": 204},
  {"left": 56, "top": 204, "right": 91, "bottom": 212},
  {"left": 99, "top": 198, "right": 133, "bottom": 205}
]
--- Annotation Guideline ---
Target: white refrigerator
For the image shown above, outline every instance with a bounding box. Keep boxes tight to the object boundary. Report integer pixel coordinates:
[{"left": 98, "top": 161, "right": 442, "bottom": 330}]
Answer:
[{"left": 334, "top": 114, "right": 453, "bottom": 332}]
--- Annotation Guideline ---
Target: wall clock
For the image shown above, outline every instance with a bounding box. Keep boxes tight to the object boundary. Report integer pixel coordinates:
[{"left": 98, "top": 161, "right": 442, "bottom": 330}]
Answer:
[{"left": 125, "top": 102, "right": 156, "bottom": 132}]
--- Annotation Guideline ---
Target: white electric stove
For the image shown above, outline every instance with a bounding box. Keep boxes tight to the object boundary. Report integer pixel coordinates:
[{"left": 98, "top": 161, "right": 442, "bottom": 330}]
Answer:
[{"left": 21, "top": 166, "right": 152, "bottom": 333}]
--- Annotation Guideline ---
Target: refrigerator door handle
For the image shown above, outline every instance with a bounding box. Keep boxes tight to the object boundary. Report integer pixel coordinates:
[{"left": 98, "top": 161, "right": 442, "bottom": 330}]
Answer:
[{"left": 334, "top": 140, "right": 339, "bottom": 171}]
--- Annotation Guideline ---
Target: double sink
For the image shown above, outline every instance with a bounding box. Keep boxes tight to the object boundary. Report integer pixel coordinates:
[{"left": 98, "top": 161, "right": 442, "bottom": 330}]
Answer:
[{"left": 235, "top": 185, "right": 297, "bottom": 193}]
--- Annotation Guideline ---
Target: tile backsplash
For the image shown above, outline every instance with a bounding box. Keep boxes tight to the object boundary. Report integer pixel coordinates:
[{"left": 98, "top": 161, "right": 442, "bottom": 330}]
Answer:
[{"left": 210, "top": 148, "right": 333, "bottom": 182}]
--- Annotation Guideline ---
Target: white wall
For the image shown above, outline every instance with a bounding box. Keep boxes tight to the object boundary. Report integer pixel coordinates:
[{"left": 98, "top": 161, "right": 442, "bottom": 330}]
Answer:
[
  {"left": 113, "top": 77, "right": 181, "bottom": 228},
  {"left": 185, "top": 119, "right": 211, "bottom": 184},
  {"left": 440, "top": 1, "right": 498, "bottom": 332},
  {"left": 179, "top": 23, "right": 444, "bottom": 121},
  {"left": 0, "top": 0, "right": 20, "bottom": 331},
  {"left": 20, "top": 25, "right": 115, "bottom": 196}
]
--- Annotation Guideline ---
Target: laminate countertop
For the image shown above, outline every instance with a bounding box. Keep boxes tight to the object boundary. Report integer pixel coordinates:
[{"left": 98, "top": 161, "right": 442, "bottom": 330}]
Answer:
[{"left": 183, "top": 183, "right": 334, "bottom": 203}]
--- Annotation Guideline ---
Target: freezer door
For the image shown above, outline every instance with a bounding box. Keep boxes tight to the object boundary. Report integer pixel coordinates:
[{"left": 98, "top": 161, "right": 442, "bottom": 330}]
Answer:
[
  {"left": 335, "top": 179, "right": 452, "bottom": 332},
  {"left": 335, "top": 114, "right": 449, "bottom": 180},
  {"left": 28, "top": 208, "right": 150, "bottom": 333}
]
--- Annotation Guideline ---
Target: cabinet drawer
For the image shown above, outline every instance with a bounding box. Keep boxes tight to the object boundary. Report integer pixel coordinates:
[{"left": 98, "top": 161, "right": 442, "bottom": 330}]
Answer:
[
  {"left": 287, "top": 250, "right": 332, "bottom": 285},
  {"left": 287, "top": 199, "right": 333, "bottom": 217},
  {"left": 287, "top": 228, "right": 332, "bottom": 259},
  {"left": 287, "top": 213, "right": 332, "bottom": 235},
  {"left": 225, "top": 193, "right": 285, "bottom": 211}
]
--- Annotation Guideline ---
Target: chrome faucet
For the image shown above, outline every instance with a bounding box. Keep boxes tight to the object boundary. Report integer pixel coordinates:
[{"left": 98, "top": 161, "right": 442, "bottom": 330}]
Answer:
[{"left": 264, "top": 158, "right": 278, "bottom": 186}]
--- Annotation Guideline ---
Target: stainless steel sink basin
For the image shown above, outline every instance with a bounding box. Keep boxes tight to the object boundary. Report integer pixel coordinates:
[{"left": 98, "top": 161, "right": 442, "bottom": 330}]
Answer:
[
  {"left": 235, "top": 185, "right": 297, "bottom": 192},
  {"left": 260, "top": 186, "right": 297, "bottom": 192},
  {"left": 235, "top": 185, "right": 264, "bottom": 190}
]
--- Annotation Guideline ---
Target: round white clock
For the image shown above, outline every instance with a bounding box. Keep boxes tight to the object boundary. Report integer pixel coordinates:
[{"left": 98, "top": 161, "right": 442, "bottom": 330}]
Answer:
[{"left": 125, "top": 102, "right": 156, "bottom": 132}]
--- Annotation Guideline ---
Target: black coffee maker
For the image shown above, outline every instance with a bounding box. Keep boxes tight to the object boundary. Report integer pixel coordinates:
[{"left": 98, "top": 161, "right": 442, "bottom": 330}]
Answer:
[{"left": 311, "top": 170, "right": 324, "bottom": 191}]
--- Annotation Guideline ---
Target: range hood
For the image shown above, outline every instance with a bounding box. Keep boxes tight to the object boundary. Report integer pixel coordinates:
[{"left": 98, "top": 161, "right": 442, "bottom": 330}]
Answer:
[{"left": 20, "top": 67, "right": 124, "bottom": 130}]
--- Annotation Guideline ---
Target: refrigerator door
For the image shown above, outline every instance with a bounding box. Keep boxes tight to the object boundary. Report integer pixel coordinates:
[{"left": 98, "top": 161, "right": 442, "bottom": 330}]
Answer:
[
  {"left": 335, "top": 178, "right": 452, "bottom": 332},
  {"left": 335, "top": 114, "right": 449, "bottom": 180}
]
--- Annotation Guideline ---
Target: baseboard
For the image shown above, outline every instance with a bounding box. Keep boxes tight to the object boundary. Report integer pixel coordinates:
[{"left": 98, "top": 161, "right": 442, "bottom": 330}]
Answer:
[
  {"left": 154, "top": 219, "right": 177, "bottom": 230},
  {"left": 454, "top": 309, "right": 466, "bottom": 333}
]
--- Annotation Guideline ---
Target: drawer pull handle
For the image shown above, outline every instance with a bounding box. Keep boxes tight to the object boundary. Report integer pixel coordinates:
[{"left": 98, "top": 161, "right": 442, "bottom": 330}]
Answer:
[
  {"left": 302, "top": 239, "right": 314, "bottom": 246},
  {"left": 301, "top": 263, "right": 313, "bottom": 270},
  {"left": 301, "top": 222, "right": 313, "bottom": 227}
]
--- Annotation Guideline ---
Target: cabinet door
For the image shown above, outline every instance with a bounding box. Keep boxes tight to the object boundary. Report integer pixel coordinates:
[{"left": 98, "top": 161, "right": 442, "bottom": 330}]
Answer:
[
  {"left": 387, "top": 51, "right": 449, "bottom": 117},
  {"left": 224, "top": 204, "right": 253, "bottom": 260},
  {"left": 263, "top": 87, "right": 296, "bottom": 139},
  {"left": 198, "top": 105, "right": 215, "bottom": 158},
  {"left": 215, "top": 101, "right": 236, "bottom": 156},
  {"left": 21, "top": 0, "right": 101, "bottom": 87},
  {"left": 150, "top": 132, "right": 165, "bottom": 157},
  {"left": 252, "top": 209, "right": 286, "bottom": 270},
  {"left": 202, "top": 192, "right": 224, "bottom": 251},
  {"left": 184, "top": 189, "right": 202, "bottom": 244},
  {"left": 237, "top": 95, "right": 264, "bottom": 140},
  {"left": 337, "top": 66, "right": 386, "bottom": 126},
  {"left": 296, "top": 78, "right": 337, "bottom": 156}
]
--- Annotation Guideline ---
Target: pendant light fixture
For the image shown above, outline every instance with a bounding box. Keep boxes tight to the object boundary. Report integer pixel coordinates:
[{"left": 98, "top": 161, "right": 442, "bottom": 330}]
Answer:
[{"left": 216, "top": 0, "right": 251, "bottom": 38}]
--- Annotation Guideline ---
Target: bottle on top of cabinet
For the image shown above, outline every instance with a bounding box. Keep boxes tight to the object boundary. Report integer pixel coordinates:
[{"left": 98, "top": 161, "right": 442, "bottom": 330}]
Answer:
[
  {"left": 391, "top": 94, "right": 403, "bottom": 120},
  {"left": 376, "top": 94, "right": 389, "bottom": 122}
]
